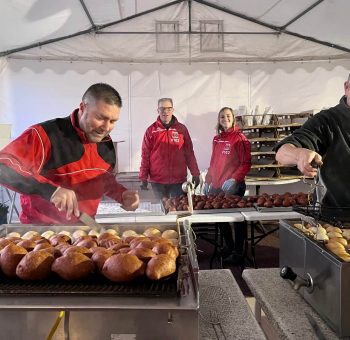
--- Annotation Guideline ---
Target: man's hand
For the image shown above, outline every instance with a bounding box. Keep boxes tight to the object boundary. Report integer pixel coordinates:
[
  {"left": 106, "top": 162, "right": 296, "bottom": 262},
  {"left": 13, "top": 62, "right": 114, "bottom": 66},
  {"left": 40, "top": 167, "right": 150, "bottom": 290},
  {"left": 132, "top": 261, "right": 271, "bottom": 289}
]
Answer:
[
  {"left": 276, "top": 144, "right": 323, "bottom": 177},
  {"left": 296, "top": 148, "right": 323, "bottom": 177},
  {"left": 192, "top": 176, "right": 200, "bottom": 188},
  {"left": 50, "top": 187, "right": 80, "bottom": 220},
  {"left": 121, "top": 190, "right": 140, "bottom": 211},
  {"left": 221, "top": 178, "right": 237, "bottom": 194},
  {"left": 140, "top": 181, "right": 148, "bottom": 190}
]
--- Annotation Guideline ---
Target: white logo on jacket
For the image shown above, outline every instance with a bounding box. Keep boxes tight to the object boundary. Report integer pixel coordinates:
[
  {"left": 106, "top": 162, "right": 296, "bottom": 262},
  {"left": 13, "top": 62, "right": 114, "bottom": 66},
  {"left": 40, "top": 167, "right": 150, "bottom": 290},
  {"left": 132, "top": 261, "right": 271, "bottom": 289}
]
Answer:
[
  {"left": 222, "top": 143, "right": 231, "bottom": 155},
  {"left": 171, "top": 131, "right": 179, "bottom": 143}
]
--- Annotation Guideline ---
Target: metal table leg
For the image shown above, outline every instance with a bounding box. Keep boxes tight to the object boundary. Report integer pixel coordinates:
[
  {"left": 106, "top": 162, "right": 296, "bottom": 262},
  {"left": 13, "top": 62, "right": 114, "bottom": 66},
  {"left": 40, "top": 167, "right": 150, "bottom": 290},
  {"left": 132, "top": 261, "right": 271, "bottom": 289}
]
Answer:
[{"left": 254, "top": 300, "right": 262, "bottom": 324}]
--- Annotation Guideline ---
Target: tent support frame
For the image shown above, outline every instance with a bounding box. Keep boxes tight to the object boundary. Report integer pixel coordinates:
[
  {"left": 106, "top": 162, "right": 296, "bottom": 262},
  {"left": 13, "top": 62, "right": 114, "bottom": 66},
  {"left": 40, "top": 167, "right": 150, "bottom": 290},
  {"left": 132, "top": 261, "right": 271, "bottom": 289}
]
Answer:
[
  {"left": 79, "top": 0, "right": 96, "bottom": 29},
  {"left": 280, "top": 0, "right": 324, "bottom": 30},
  {"left": 194, "top": 0, "right": 350, "bottom": 54}
]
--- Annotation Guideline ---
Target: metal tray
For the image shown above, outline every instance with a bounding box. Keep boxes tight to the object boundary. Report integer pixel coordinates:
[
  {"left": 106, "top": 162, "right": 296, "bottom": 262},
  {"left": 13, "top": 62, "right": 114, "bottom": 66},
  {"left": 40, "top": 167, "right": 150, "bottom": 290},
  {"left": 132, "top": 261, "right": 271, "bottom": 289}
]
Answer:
[
  {"left": 254, "top": 203, "right": 294, "bottom": 212},
  {"left": 165, "top": 206, "right": 256, "bottom": 215},
  {"left": 0, "top": 223, "right": 192, "bottom": 297}
]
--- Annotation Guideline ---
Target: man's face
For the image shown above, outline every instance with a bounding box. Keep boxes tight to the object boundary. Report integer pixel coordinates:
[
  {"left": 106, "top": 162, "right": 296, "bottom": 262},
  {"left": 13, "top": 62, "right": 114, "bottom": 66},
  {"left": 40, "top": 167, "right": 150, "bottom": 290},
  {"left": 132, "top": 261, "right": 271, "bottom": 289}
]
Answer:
[
  {"left": 158, "top": 100, "right": 174, "bottom": 124},
  {"left": 78, "top": 99, "right": 120, "bottom": 142}
]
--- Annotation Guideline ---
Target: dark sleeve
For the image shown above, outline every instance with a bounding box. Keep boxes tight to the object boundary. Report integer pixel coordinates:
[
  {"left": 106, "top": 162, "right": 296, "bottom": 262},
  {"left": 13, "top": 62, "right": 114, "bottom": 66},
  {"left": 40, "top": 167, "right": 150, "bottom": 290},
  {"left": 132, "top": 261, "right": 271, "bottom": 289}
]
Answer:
[
  {"left": 274, "top": 111, "right": 332, "bottom": 156},
  {"left": 0, "top": 164, "right": 56, "bottom": 200},
  {"left": 0, "top": 127, "right": 58, "bottom": 200}
]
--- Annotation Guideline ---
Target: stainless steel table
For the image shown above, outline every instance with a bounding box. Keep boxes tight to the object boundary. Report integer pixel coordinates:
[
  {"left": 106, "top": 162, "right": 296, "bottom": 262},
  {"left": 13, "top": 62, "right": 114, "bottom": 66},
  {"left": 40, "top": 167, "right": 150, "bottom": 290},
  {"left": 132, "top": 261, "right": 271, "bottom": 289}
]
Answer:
[{"left": 241, "top": 211, "right": 302, "bottom": 268}]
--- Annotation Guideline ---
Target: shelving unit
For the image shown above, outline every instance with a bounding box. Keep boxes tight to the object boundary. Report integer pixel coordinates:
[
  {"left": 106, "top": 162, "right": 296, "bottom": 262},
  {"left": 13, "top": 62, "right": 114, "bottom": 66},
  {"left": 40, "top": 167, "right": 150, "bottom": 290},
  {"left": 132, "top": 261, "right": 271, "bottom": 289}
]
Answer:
[{"left": 236, "top": 111, "right": 313, "bottom": 182}]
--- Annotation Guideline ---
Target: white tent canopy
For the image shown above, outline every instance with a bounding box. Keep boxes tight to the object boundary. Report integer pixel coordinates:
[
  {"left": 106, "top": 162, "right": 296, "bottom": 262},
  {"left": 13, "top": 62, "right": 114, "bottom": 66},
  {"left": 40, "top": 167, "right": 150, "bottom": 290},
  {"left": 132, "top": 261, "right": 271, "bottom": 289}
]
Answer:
[
  {"left": 1, "top": 0, "right": 350, "bottom": 62},
  {"left": 0, "top": 0, "right": 349, "bottom": 172}
]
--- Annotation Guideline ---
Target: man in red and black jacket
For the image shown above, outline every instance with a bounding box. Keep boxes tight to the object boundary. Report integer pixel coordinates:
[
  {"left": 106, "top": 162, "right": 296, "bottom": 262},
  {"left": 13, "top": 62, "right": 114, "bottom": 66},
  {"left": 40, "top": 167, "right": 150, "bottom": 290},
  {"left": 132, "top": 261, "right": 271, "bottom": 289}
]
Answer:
[
  {"left": 0, "top": 83, "right": 139, "bottom": 224},
  {"left": 139, "top": 98, "right": 200, "bottom": 199}
]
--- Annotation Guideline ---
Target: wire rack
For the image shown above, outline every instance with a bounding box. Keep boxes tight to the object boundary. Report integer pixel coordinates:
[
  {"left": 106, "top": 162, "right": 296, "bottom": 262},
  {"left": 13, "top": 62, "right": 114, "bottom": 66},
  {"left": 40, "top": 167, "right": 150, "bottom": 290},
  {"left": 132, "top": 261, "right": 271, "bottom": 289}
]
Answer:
[{"left": 293, "top": 204, "right": 350, "bottom": 227}]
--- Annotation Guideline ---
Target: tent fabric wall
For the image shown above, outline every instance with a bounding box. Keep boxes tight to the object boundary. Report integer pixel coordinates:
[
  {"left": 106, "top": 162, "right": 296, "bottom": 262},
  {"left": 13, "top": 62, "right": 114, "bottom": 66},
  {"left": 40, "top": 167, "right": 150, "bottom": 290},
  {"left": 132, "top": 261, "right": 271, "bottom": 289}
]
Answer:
[
  {"left": 1, "top": 0, "right": 350, "bottom": 173},
  {"left": 1, "top": 58, "right": 350, "bottom": 173}
]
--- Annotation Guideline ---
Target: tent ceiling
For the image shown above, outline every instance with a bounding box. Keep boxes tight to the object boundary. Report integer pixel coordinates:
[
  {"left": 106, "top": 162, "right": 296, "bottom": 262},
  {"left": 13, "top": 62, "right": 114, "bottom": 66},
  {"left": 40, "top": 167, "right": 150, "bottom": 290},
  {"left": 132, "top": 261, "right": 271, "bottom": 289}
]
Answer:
[{"left": 1, "top": 0, "right": 349, "bottom": 62}]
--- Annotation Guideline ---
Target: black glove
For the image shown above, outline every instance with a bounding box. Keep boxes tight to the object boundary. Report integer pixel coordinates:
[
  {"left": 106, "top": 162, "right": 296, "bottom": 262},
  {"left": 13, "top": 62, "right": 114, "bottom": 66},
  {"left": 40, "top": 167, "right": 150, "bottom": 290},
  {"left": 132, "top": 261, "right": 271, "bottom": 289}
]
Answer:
[
  {"left": 192, "top": 176, "right": 200, "bottom": 188},
  {"left": 140, "top": 180, "right": 149, "bottom": 190}
]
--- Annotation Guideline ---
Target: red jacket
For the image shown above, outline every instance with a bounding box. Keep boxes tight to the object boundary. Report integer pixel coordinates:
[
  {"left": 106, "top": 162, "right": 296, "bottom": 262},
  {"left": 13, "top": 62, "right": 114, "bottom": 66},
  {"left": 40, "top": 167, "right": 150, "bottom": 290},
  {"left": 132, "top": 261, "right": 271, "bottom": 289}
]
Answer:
[
  {"left": 0, "top": 110, "right": 126, "bottom": 224},
  {"left": 205, "top": 127, "right": 251, "bottom": 188},
  {"left": 139, "top": 116, "right": 200, "bottom": 184}
]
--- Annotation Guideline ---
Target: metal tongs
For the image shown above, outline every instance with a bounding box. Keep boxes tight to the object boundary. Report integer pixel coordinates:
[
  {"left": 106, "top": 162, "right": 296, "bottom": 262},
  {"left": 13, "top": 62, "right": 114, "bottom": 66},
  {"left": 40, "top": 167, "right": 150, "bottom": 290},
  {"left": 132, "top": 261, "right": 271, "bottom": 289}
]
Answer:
[
  {"left": 181, "top": 181, "right": 194, "bottom": 214},
  {"left": 303, "top": 160, "right": 323, "bottom": 207}
]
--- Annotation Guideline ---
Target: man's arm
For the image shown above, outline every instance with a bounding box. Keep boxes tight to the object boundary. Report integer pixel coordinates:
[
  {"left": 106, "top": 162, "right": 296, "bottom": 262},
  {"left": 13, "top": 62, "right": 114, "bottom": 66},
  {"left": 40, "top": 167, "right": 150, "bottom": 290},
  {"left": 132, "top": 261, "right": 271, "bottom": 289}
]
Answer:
[
  {"left": 0, "top": 127, "right": 58, "bottom": 198},
  {"left": 276, "top": 143, "right": 323, "bottom": 177},
  {"left": 104, "top": 173, "right": 139, "bottom": 211}
]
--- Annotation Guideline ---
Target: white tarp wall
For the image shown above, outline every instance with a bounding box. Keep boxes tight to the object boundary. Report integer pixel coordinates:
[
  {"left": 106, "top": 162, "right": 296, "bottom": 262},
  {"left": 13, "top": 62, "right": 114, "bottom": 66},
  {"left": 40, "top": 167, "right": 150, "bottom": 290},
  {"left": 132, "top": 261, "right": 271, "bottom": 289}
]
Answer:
[
  {"left": 1, "top": 57, "right": 350, "bottom": 173},
  {"left": 1, "top": 0, "right": 350, "bottom": 174}
]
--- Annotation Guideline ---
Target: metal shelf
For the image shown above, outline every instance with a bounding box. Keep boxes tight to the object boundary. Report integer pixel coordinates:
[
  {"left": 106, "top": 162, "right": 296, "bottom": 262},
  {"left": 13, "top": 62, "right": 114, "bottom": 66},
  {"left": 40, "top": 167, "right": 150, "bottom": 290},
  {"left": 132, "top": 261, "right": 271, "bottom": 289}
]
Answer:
[
  {"left": 242, "top": 123, "right": 302, "bottom": 130},
  {"left": 251, "top": 151, "right": 276, "bottom": 156},
  {"left": 248, "top": 137, "right": 284, "bottom": 142}
]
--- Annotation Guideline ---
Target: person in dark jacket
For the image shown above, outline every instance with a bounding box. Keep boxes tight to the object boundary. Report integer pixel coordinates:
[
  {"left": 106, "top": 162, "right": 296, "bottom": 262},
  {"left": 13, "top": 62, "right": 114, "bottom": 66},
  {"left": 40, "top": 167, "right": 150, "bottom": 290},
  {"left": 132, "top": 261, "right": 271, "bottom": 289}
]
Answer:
[
  {"left": 139, "top": 98, "right": 200, "bottom": 199},
  {"left": 204, "top": 107, "right": 251, "bottom": 264},
  {"left": 0, "top": 83, "right": 139, "bottom": 224},
  {"left": 275, "top": 74, "right": 350, "bottom": 207}
]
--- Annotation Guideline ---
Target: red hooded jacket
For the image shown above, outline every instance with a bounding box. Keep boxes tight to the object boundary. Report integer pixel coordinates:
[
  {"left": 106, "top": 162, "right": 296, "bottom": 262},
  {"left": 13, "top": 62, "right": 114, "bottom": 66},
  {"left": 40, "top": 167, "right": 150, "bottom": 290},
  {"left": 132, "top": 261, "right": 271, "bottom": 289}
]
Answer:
[
  {"left": 205, "top": 127, "right": 251, "bottom": 188},
  {"left": 139, "top": 116, "right": 200, "bottom": 184},
  {"left": 0, "top": 110, "right": 126, "bottom": 224}
]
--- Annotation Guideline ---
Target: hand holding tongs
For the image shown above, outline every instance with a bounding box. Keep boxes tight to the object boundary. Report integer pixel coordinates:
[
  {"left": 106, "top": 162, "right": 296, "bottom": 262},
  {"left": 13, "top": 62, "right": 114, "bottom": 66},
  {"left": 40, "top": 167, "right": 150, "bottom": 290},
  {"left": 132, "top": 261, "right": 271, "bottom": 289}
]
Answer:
[{"left": 303, "top": 159, "right": 323, "bottom": 206}]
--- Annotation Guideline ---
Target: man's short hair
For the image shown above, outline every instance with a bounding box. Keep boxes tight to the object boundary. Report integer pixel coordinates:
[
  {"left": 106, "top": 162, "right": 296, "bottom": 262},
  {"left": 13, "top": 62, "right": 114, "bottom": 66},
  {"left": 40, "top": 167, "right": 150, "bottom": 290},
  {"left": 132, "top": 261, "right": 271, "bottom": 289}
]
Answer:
[
  {"left": 83, "top": 83, "right": 122, "bottom": 107},
  {"left": 158, "top": 98, "right": 173, "bottom": 107}
]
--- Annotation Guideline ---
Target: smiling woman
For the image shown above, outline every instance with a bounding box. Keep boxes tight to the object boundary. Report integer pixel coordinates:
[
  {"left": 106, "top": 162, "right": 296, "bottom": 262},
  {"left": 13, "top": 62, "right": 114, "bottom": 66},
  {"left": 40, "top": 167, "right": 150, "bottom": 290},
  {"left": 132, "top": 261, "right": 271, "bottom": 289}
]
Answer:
[{"left": 204, "top": 106, "right": 252, "bottom": 262}]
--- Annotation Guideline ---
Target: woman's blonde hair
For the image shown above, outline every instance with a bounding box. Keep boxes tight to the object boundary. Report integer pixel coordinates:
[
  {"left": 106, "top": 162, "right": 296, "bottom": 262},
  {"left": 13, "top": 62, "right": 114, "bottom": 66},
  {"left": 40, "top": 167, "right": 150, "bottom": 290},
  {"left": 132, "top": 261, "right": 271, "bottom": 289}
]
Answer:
[{"left": 216, "top": 107, "right": 235, "bottom": 134}]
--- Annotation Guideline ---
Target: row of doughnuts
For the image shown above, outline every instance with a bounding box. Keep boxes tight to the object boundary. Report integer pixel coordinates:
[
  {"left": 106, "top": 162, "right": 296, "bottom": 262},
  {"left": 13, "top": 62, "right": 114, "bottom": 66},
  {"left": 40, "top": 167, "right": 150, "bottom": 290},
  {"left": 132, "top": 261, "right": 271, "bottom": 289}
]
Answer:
[
  {"left": 293, "top": 222, "right": 350, "bottom": 262},
  {"left": 7, "top": 227, "right": 179, "bottom": 243},
  {"left": 0, "top": 226, "right": 179, "bottom": 282},
  {"left": 163, "top": 191, "right": 310, "bottom": 211}
]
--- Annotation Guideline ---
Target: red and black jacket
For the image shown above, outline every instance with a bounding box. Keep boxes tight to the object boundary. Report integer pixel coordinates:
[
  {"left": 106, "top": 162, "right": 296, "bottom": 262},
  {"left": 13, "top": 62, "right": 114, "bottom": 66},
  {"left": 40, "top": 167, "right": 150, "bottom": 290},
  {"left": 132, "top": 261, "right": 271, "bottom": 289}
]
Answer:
[
  {"left": 139, "top": 116, "right": 200, "bottom": 184},
  {"left": 205, "top": 127, "right": 251, "bottom": 188},
  {"left": 0, "top": 110, "right": 126, "bottom": 224}
]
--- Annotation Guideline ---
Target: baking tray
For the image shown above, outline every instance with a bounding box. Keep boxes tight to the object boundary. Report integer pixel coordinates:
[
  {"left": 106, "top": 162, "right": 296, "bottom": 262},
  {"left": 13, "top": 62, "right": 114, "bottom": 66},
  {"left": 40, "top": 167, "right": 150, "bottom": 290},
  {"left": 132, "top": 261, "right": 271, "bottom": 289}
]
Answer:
[
  {"left": 96, "top": 201, "right": 165, "bottom": 217},
  {"left": 0, "top": 223, "right": 185, "bottom": 297},
  {"left": 164, "top": 206, "right": 256, "bottom": 215}
]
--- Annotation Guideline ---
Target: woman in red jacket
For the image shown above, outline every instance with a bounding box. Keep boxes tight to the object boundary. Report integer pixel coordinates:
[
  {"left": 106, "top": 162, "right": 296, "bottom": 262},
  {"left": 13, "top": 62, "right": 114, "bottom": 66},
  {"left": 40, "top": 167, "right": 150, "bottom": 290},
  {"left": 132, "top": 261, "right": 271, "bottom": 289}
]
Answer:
[{"left": 204, "top": 107, "right": 251, "bottom": 264}]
